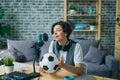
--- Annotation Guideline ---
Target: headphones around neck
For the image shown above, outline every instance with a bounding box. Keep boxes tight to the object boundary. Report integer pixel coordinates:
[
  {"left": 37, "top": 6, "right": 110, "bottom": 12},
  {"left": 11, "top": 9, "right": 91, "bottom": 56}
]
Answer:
[{"left": 56, "top": 40, "right": 72, "bottom": 51}]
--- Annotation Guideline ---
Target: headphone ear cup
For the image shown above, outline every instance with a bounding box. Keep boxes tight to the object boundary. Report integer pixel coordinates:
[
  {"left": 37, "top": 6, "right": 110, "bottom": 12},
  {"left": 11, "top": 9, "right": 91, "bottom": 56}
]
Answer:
[
  {"left": 56, "top": 40, "right": 72, "bottom": 51},
  {"left": 63, "top": 45, "right": 67, "bottom": 51},
  {"left": 56, "top": 42, "right": 62, "bottom": 50},
  {"left": 63, "top": 40, "right": 72, "bottom": 51}
]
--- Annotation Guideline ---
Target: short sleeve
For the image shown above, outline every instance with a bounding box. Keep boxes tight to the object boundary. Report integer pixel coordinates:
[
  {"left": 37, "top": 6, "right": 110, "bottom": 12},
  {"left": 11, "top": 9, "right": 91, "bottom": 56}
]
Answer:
[{"left": 74, "top": 43, "right": 83, "bottom": 64}]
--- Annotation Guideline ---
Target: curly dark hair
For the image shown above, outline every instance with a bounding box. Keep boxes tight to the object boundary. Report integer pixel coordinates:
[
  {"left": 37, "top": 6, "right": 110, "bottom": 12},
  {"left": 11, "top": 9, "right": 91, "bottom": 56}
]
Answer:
[{"left": 51, "top": 21, "right": 72, "bottom": 38}]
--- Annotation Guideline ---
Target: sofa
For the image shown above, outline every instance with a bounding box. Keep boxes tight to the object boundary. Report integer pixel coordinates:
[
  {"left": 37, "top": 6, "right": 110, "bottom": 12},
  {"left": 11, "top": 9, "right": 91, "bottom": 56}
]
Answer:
[{"left": 0, "top": 39, "right": 119, "bottom": 79}]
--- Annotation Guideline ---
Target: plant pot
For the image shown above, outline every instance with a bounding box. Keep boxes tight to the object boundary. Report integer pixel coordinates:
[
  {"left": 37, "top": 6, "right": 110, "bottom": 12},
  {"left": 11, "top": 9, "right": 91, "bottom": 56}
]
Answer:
[
  {"left": 90, "top": 25, "right": 95, "bottom": 30},
  {"left": 69, "top": 10, "right": 76, "bottom": 14},
  {"left": 3, "top": 65, "right": 14, "bottom": 73}
]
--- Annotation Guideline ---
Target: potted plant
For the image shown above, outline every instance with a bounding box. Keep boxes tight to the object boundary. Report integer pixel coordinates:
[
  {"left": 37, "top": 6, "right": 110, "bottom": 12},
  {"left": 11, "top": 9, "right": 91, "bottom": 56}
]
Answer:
[
  {"left": 87, "top": 19, "right": 97, "bottom": 30},
  {"left": 69, "top": 3, "right": 77, "bottom": 14},
  {"left": 116, "top": 17, "right": 120, "bottom": 26},
  {"left": 1, "top": 55, "right": 14, "bottom": 73},
  {"left": 0, "top": 6, "right": 11, "bottom": 48}
]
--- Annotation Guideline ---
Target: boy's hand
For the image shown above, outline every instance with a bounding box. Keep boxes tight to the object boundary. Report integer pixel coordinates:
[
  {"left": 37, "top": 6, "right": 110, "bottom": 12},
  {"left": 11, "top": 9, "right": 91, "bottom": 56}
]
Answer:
[
  {"left": 39, "top": 66, "right": 46, "bottom": 73},
  {"left": 58, "top": 57, "right": 65, "bottom": 68}
]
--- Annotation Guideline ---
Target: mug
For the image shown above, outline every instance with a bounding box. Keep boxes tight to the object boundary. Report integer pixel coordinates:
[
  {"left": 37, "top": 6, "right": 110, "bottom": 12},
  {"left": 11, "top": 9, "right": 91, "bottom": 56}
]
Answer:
[{"left": 64, "top": 76, "right": 74, "bottom": 80}]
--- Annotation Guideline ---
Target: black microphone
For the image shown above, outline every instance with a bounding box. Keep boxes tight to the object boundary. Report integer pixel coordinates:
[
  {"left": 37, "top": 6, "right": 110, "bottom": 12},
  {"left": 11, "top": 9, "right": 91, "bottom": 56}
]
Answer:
[
  {"left": 31, "top": 33, "right": 48, "bottom": 78},
  {"left": 37, "top": 33, "right": 49, "bottom": 47},
  {"left": 36, "top": 33, "right": 48, "bottom": 62}
]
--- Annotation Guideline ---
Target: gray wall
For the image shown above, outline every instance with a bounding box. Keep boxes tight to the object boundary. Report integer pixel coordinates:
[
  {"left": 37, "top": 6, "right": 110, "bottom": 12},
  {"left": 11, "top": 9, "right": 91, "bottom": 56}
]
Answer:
[{"left": 0, "top": 0, "right": 116, "bottom": 55}]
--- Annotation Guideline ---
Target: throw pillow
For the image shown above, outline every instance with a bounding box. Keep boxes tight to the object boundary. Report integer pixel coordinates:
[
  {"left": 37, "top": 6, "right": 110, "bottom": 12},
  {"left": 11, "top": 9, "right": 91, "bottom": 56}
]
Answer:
[
  {"left": 83, "top": 46, "right": 106, "bottom": 65},
  {"left": 0, "top": 47, "right": 26, "bottom": 62},
  {"left": 12, "top": 47, "right": 26, "bottom": 62},
  {"left": 0, "top": 49, "right": 13, "bottom": 59},
  {"left": 7, "top": 39, "right": 36, "bottom": 61},
  {"left": 71, "top": 38, "right": 100, "bottom": 57}
]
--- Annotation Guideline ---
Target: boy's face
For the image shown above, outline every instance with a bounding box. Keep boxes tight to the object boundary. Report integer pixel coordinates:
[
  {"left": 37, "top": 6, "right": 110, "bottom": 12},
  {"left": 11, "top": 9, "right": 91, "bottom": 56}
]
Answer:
[{"left": 53, "top": 25, "right": 67, "bottom": 42}]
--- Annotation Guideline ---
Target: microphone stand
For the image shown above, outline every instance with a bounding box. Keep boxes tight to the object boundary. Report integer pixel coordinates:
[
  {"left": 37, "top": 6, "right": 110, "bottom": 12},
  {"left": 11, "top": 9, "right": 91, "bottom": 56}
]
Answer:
[
  {"left": 29, "top": 43, "right": 40, "bottom": 77},
  {"left": 30, "top": 33, "right": 48, "bottom": 78}
]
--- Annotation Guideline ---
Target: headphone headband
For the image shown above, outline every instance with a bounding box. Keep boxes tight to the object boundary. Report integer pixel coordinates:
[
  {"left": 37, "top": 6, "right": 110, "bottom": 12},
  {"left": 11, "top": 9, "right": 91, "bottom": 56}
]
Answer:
[{"left": 56, "top": 40, "right": 72, "bottom": 51}]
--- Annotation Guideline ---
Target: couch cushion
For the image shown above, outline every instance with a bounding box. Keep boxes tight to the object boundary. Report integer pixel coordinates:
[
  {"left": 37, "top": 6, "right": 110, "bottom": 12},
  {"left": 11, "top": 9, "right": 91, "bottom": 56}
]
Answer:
[
  {"left": 83, "top": 61, "right": 111, "bottom": 77},
  {"left": 0, "top": 49, "right": 13, "bottom": 59},
  {"left": 7, "top": 39, "right": 37, "bottom": 62},
  {"left": 83, "top": 46, "right": 106, "bottom": 65},
  {"left": 71, "top": 39, "right": 100, "bottom": 57},
  {"left": 11, "top": 47, "right": 26, "bottom": 62},
  {"left": 0, "top": 48, "right": 26, "bottom": 62}
]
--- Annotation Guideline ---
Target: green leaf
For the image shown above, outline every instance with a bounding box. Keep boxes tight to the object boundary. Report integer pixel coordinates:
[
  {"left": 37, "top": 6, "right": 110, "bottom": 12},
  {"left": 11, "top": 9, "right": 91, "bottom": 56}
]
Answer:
[
  {"left": 0, "top": 24, "right": 11, "bottom": 37},
  {"left": 118, "top": 23, "right": 120, "bottom": 27},
  {"left": 0, "top": 6, "right": 4, "bottom": 19},
  {"left": 116, "top": 17, "right": 120, "bottom": 22},
  {"left": 116, "top": 18, "right": 120, "bottom": 27},
  {"left": 87, "top": 19, "right": 96, "bottom": 25},
  {"left": 69, "top": 3, "right": 77, "bottom": 10},
  {"left": 2, "top": 55, "right": 14, "bottom": 66}
]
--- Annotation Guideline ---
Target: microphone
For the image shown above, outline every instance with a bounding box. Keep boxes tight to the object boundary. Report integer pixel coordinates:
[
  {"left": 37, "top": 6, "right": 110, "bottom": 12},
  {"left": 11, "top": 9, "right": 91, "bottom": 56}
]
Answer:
[
  {"left": 36, "top": 33, "right": 48, "bottom": 62},
  {"left": 31, "top": 33, "right": 48, "bottom": 78},
  {"left": 37, "top": 33, "right": 49, "bottom": 47}
]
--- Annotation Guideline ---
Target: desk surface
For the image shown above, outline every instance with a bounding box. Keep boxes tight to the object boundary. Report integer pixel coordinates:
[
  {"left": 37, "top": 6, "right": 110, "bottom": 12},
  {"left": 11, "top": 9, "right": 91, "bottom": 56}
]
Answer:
[
  {"left": 0, "top": 62, "right": 115, "bottom": 80},
  {"left": 39, "top": 70, "right": 115, "bottom": 80}
]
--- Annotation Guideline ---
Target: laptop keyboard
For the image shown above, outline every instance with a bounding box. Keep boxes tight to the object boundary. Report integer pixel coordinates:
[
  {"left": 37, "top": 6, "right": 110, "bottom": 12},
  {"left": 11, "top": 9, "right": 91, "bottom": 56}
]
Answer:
[{"left": 0, "top": 71, "right": 40, "bottom": 80}]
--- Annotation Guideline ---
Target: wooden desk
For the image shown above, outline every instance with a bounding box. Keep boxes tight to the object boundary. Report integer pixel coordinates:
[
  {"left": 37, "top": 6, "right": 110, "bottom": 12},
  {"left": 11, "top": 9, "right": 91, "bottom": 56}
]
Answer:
[
  {"left": 0, "top": 62, "right": 115, "bottom": 80},
  {"left": 39, "top": 70, "right": 115, "bottom": 80}
]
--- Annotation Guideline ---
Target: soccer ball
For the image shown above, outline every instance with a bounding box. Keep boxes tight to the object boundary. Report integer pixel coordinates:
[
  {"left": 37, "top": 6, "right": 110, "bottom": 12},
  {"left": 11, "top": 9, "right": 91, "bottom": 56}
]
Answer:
[{"left": 39, "top": 53, "right": 59, "bottom": 73}]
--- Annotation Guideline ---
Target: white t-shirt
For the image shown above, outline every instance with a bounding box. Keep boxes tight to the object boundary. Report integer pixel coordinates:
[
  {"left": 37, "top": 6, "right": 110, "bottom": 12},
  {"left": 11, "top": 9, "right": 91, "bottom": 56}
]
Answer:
[{"left": 49, "top": 40, "right": 83, "bottom": 65}]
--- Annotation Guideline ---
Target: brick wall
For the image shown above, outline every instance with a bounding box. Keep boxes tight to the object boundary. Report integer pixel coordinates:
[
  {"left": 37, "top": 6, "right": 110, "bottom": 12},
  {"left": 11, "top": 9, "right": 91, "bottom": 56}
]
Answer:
[
  {"left": 101, "top": 0, "right": 116, "bottom": 55},
  {"left": 0, "top": 0, "right": 64, "bottom": 39},
  {"left": 0, "top": 0, "right": 116, "bottom": 55}
]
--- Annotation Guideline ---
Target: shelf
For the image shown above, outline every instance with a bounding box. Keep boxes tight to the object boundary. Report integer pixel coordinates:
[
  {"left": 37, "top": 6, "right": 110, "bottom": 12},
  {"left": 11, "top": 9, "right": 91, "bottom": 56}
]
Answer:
[
  {"left": 73, "top": 30, "right": 98, "bottom": 32},
  {"left": 115, "top": 0, "right": 120, "bottom": 62},
  {"left": 64, "top": 0, "right": 101, "bottom": 40},
  {"left": 67, "top": 14, "right": 99, "bottom": 17}
]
